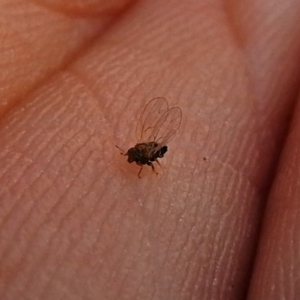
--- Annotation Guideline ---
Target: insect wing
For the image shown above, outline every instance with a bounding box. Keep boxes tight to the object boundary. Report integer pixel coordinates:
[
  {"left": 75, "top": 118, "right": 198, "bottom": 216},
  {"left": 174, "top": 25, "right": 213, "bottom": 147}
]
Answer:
[
  {"left": 151, "top": 106, "right": 182, "bottom": 146},
  {"left": 136, "top": 97, "right": 169, "bottom": 142}
]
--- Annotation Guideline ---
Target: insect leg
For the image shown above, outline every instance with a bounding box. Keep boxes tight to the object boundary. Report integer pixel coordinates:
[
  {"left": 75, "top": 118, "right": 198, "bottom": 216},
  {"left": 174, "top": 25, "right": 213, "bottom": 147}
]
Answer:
[
  {"left": 137, "top": 166, "right": 143, "bottom": 178},
  {"left": 149, "top": 162, "right": 158, "bottom": 175},
  {"left": 154, "top": 159, "right": 161, "bottom": 167}
]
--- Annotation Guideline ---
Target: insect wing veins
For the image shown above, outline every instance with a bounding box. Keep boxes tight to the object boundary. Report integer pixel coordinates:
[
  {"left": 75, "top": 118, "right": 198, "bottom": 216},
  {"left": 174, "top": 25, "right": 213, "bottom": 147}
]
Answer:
[
  {"left": 136, "top": 97, "right": 169, "bottom": 142},
  {"left": 135, "top": 97, "right": 182, "bottom": 151}
]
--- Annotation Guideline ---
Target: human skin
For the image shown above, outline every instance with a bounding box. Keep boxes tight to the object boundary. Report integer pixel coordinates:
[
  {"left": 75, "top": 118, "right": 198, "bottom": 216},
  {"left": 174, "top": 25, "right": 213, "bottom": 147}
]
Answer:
[{"left": 1, "top": 0, "right": 300, "bottom": 299}]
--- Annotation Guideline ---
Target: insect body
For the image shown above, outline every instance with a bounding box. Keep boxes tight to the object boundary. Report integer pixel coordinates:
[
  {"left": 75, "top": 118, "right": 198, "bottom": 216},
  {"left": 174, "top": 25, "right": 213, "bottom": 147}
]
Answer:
[{"left": 116, "top": 97, "right": 182, "bottom": 178}]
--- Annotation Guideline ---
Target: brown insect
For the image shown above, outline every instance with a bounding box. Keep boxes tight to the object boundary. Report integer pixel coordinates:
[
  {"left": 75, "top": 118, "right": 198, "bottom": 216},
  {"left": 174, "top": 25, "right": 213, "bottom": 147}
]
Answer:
[{"left": 116, "top": 97, "right": 182, "bottom": 178}]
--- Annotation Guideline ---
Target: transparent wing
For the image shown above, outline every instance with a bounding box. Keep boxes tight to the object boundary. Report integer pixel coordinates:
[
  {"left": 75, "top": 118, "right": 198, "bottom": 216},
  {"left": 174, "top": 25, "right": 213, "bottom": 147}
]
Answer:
[
  {"left": 136, "top": 97, "right": 169, "bottom": 142},
  {"left": 151, "top": 106, "right": 182, "bottom": 146},
  {"left": 136, "top": 97, "right": 182, "bottom": 156}
]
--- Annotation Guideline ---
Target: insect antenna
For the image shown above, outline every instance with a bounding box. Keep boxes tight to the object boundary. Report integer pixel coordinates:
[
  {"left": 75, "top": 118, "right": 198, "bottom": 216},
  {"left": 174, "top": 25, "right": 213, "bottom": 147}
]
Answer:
[{"left": 115, "top": 145, "right": 126, "bottom": 155}]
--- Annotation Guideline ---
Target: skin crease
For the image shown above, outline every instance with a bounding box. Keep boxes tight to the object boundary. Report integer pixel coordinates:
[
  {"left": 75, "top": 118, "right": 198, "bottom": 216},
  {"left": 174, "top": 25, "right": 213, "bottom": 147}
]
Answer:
[{"left": 0, "top": 0, "right": 300, "bottom": 299}]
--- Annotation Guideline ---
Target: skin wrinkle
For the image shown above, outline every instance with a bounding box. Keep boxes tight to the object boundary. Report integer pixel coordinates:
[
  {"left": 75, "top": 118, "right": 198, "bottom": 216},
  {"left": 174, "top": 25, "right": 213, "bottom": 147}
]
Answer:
[
  {"left": 66, "top": 179, "right": 132, "bottom": 291},
  {"left": 109, "top": 239, "right": 134, "bottom": 296},
  {"left": 197, "top": 58, "right": 259, "bottom": 182},
  {"left": 27, "top": 149, "right": 100, "bottom": 299},
  {"left": 61, "top": 73, "right": 112, "bottom": 140},
  {"left": 92, "top": 181, "right": 130, "bottom": 251},
  {"left": 189, "top": 246, "right": 206, "bottom": 299},
  {"left": 207, "top": 109, "right": 257, "bottom": 187},
  {"left": 71, "top": 55, "right": 146, "bottom": 122},
  {"left": 213, "top": 179, "right": 248, "bottom": 296},
  {"left": 67, "top": 68, "right": 107, "bottom": 113},
  {"left": 288, "top": 219, "right": 295, "bottom": 298},
  {"left": 33, "top": 133, "right": 94, "bottom": 232},
  {"left": 0, "top": 86, "right": 75, "bottom": 186},
  {"left": 203, "top": 191, "right": 230, "bottom": 297},
  {"left": 106, "top": 207, "right": 138, "bottom": 287},
  {"left": 74, "top": 16, "right": 233, "bottom": 91},
  {"left": 216, "top": 242, "right": 231, "bottom": 298},
  {"left": 286, "top": 214, "right": 295, "bottom": 297},
  {"left": 171, "top": 217, "right": 204, "bottom": 297},
  {"left": 70, "top": 46, "right": 176, "bottom": 110},
  {"left": 0, "top": 32, "right": 101, "bottom": 120},
  {"left": 149, "top": 184, "right": 181, "bottom": 297},
  {"left": 159, "top": 192, "right": 187, "bottom": 272},
  {"left": 182, "top": 206, "right": 210, "bottom": 293},
  {"left": 134, "top": 252, "right": 154, "bottom": 300},
  {"left": 115, "top": 86, "right": 144, "bottom": 140},
  {"left": 159, "top": 218, "right": 182, "bottom": 295},
  {"left": 0, "top": 99, "right": 86, "bottom": 239},
  {"left": 142, "top": 190, "right": 165, "bottom": 272},
  {"left": 105, "top": 184, "right": 145, "bottom": 256},
  {"left": 0, "top": 95, "right": 67, "bottom": 164},
  {"left": 30, "top": 201, "right": 99, "bottom": 299},
  {"left": 178, "top": 231, "right": 199, "bottom": 298},
  {"left": 138, "top": 190, "right": 170, "bottom": 286},
  {"left": 0, "top": 131, "right": 95, "bottom": 292},
  {"left": 164, "top": 177, "right": 194, "bottom": 248},
  {"left": 220, "top": 196, "right": 247, "bottom": 293},
  {"left": 235, "top": 2, "right": 300, "bottom": 139},
  {"left": 0, "top": 27, "right": 30, "bottom": 79},
  {"left": 149, "top": 5, "right": 218, "bottom": 53},
  {"left": 113, "top": 239, "right": 143, "bottom": 297},
  {"left": 224, "top": 3, "right": 285, "bottom": 191},
  {"left": 41, "top": 168, "right": 113, "bottom": 298},
  {"left": 118, "top": 233, "right": 149, "bottom": 298},
  {"left": 0, "top": 0, "right": 120, "bottom": 118},
  {"left": 1, "top": 79, "right": 65, "bottom": 130},
  {"left": 3, "top": 130, "right": 95, "bottom": 264},
  {"left": 147, "top": 222, "right": 165, "bottom": 298}
]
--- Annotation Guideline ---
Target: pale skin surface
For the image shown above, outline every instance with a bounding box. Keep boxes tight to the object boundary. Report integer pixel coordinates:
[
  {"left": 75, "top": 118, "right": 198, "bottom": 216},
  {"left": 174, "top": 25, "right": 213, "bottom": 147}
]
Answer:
[{"left": 1, "top": 0, "right": 300, "bottom": 299}]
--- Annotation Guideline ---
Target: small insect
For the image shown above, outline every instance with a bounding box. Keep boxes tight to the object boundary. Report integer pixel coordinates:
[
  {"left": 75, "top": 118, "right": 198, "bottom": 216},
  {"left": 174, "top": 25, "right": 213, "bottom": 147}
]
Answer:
[{"left": 116, "top": 97, "right": 182, "bottom": 178}]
